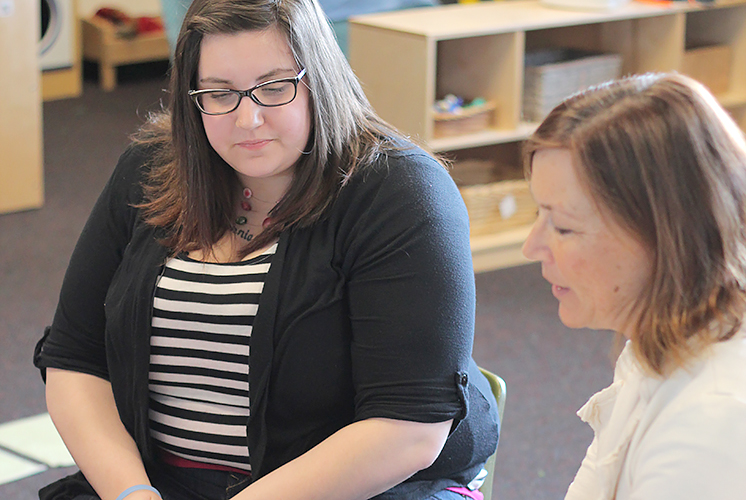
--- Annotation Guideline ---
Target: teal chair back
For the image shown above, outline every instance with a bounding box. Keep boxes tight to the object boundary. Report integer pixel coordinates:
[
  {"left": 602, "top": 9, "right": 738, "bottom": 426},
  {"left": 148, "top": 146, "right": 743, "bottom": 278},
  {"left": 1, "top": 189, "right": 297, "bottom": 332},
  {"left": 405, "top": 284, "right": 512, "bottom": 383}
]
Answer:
[{"left": 478, "top": 367, "right": 506, "bottom": 500}]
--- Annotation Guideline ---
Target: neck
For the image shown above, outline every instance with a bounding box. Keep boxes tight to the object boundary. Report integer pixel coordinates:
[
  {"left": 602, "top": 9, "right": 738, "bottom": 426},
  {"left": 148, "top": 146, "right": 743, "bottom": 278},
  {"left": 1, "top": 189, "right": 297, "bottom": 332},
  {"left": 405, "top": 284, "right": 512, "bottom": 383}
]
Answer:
[{"left": 238, "top": 172, "right": 292, "bottom": 208}]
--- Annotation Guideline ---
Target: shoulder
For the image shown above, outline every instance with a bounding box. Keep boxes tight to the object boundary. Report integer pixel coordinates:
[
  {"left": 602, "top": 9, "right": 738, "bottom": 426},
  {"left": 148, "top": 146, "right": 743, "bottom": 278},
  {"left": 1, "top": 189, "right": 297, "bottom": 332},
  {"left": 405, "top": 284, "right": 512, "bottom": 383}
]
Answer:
[
  {"left": 342, "top": 139, "right": 464, "bottom": 217},
  {"left": 319, "top": 139, "right": 472, "bottom": 272},
  {"left": 625, "top": 390, "right": 746, "bottom": 498},
  {"left": 113, "top": 142, "right": 158, "bottom": 182},
  {"left": 368, "top": 139, "right": 450, "bottom": 182},
  {"left": 665, "top": 332, "right": 746, "bottom": 410},
  {"left": 106, "top": 141, "right": 162, "bottom": 205},
  {"left": 632, "top": 334, "right": 746, "bottom": 468},
  {"left": 620, "top": 343, "right": 746, "bottom": 498}
]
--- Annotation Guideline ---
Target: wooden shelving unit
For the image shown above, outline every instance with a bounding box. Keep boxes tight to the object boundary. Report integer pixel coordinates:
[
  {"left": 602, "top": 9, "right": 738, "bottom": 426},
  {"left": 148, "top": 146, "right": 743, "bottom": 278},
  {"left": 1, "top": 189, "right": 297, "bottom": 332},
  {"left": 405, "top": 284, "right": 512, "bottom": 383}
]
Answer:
[
  {"left": 82, "top": 17, "right": 170, "bottom": 91},
  {"left": 349, "top": 0, "right": 746, "bottom": 273},
  {"left": 1, "top": 0, "right": 44, "bottom": 213}
]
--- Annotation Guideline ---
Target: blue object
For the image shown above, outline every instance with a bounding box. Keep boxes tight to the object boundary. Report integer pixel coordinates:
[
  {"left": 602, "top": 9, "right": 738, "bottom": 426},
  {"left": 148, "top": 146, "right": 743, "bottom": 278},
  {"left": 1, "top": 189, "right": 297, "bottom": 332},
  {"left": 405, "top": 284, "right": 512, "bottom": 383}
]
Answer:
[
  {"left": 115, "top": 485, "right": 162, "bottom": 500},
  {"left": 160, "top": 0, "right": 192, "bottom": 56},
  {"left": 159, "top": 0, "right": 439, "bottom": 58},
  {"left": 320, "top": 0, "right": 437, "bottom": 22}
]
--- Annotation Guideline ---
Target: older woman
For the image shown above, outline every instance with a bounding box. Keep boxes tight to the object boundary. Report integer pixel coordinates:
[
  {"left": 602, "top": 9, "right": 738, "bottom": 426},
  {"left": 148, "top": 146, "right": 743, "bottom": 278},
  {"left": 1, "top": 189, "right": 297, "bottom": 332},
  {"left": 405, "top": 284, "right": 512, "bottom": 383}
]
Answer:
[{"left": 522, "top": 73, "right": 746, "bottom": 500}]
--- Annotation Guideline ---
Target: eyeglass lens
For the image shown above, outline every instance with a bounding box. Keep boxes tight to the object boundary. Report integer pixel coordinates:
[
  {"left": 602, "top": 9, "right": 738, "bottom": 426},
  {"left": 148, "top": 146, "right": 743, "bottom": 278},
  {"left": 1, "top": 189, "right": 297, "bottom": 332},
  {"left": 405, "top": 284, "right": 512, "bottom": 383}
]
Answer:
[{"left": 196, "top": 80, "right": 298, "bottom": 114}]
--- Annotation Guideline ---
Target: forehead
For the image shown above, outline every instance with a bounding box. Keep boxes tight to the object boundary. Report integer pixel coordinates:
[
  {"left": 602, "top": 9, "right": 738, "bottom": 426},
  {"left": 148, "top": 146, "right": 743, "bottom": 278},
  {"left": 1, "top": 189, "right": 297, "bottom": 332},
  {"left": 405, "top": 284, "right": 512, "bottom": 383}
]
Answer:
[
  {"left": 198, "top": 27, "right": 295, "bottom": 77},
  {"left": 530, "top": 148, "right": 598, "bottom": 219}
]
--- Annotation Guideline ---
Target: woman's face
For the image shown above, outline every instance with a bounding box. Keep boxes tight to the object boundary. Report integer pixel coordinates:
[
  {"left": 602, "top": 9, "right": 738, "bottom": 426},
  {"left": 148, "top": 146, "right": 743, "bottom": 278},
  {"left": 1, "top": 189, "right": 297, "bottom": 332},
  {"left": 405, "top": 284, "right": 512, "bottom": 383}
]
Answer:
[
  {"left": 522, "top": 148, "right": 653, "bottom": 337},
  {"left": 196, "top": 27, "right": 312, "bottom": 187}
]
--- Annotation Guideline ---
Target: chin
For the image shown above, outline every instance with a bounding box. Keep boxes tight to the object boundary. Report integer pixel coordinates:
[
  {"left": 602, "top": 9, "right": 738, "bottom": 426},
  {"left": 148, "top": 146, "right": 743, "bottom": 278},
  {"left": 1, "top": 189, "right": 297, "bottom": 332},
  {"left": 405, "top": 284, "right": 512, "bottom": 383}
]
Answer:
[{"left": 558, "top": 309, "right": 588, "bottom": 330}]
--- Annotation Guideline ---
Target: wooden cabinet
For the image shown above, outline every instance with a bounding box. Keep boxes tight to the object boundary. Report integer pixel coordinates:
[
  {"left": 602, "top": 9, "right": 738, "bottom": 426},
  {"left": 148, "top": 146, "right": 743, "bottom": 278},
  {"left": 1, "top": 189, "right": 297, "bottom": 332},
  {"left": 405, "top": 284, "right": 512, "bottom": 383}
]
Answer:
[
  {"left": 349, "top": 0, "right": 746, "bottom": 272},
  {"left": 81, "top": 16, "right": 170, "bottom": 91},
  {"left": 1, "top": 0, "right": 44, "bottom": 214}
]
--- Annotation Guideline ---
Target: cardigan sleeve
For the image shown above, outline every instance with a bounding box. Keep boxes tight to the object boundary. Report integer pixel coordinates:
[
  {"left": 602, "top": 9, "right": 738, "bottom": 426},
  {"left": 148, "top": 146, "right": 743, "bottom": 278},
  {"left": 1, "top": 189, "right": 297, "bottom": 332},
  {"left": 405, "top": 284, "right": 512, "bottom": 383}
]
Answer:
[
  {"left": 343, "top": 149, "right": 476, "bottom": 424},
  {"left": 34, "top": 145, "right": 149, "bottom": 381}
]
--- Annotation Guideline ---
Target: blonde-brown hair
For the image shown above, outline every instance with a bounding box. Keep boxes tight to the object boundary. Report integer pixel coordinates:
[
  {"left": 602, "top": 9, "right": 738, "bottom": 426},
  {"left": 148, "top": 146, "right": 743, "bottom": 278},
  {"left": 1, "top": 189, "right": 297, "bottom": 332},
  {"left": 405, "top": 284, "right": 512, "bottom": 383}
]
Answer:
[{"left": 524, "top": 73, "right": 746, "bottom": 375}]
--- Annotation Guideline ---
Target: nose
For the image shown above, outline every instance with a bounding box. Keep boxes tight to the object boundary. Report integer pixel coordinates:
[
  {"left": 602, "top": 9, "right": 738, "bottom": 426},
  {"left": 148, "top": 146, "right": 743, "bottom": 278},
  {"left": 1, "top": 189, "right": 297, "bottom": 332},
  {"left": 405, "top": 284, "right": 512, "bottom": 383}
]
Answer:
[
  {"left": 234, "top": 96, "right": 264, "bottom": 129},
  {"left": 521, "top": 216, "right": 549, "bottom": 263}
]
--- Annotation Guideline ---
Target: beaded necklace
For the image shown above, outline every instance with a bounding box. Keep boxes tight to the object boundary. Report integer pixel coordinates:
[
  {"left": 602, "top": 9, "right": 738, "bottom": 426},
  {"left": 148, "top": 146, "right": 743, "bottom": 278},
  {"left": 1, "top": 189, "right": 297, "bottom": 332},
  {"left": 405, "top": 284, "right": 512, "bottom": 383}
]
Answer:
[{"left": 232, "top": 187, "right": 275, "bottom": 242}]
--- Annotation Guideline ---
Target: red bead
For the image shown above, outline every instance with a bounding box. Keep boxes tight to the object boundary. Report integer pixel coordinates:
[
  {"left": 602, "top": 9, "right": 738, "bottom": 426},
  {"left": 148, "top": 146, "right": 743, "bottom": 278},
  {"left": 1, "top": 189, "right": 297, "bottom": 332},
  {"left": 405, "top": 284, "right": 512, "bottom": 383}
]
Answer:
[
  {"left": 242, "top": 187, "right": 252, "bottom": 199},
  {"left": 241, "top": 201, "right": 252, "bottom": 211},
  {"left": 262, "top": 217, "right": 272, "bottom": 228}
]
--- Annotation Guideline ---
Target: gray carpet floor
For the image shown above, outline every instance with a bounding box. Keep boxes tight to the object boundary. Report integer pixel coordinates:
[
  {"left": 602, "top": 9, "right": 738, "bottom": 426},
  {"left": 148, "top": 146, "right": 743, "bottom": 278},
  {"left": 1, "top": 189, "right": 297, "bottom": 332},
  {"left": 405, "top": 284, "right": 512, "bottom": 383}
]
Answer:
[{"left": 0, "top": 69, "right": 617, "bottom": 500}]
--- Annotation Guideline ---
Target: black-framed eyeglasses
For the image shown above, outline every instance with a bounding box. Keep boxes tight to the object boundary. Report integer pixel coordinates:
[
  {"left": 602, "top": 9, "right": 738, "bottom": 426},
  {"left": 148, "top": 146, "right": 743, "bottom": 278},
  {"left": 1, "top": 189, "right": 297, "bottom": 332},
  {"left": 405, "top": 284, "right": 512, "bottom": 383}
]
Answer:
[{"left": 188, "top": 68, "right": 307, "bottom": 115}]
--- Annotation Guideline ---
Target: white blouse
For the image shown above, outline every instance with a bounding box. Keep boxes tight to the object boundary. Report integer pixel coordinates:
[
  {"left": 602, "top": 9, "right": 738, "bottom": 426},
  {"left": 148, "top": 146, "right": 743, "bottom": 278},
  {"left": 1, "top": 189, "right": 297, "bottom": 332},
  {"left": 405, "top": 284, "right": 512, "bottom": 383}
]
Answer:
[{"left": 565, "top": 330, "right": 746, "bottom": 500}]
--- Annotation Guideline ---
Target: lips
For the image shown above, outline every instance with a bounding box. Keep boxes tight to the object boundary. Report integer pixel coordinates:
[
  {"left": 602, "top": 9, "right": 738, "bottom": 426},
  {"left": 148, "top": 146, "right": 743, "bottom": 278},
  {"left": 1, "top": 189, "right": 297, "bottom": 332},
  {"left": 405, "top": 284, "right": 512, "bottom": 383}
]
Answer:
[
  {"left": 236, "top": 139, "right": 272, "bottom": 150},
  {"left": 543, "top": 273, "right": 570, "bottom": 297}
]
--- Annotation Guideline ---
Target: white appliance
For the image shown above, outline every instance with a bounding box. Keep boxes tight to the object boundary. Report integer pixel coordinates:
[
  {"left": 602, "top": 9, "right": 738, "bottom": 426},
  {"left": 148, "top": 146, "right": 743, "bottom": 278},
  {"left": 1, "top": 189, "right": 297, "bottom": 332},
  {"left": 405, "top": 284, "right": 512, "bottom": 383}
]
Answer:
[{"left": 39, "top": 0, "right": 74, "bottom": 71}]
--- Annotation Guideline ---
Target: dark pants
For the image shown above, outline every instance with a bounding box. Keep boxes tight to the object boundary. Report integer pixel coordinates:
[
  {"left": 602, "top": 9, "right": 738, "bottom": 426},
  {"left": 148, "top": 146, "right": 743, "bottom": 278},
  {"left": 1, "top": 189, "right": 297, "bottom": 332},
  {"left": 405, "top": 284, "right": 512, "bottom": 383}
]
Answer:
[{"left": 71, "top": 463, "right": 470, "bottom": 500}]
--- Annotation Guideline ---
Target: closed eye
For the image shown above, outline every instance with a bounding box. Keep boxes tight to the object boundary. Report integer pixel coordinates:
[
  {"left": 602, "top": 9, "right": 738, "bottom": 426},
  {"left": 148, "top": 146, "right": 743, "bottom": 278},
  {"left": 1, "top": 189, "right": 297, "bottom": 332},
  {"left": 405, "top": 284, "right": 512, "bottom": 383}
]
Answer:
[{"left": 205, "top": 91, "right": 235, "bottom": 101}]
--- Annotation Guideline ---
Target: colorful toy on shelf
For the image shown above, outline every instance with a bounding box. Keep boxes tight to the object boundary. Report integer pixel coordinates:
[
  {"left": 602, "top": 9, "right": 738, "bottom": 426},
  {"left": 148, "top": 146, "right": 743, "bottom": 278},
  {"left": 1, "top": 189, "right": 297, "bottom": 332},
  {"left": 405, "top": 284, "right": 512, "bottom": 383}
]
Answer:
[
  {"left": 434, "top": 94, "right": 488, "bottom": 115},
  {"left": 432, "top": 95, "right": 496, "bottom": 138},
  {"left": 94, "top": 7, "right": 164, "bottom": 39}
]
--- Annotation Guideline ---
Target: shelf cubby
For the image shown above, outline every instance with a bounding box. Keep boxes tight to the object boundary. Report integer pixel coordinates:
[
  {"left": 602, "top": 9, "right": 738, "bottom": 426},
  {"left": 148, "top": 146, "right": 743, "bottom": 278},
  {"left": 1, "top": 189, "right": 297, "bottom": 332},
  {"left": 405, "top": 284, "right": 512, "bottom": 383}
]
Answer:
[
  {"left": 436, "top": 33, "right": 524, "bottom": 138},
  {"left": 684, "top": 5, "right": 746, "bottom": 104},
  {"left": 349, "top": 0, "right": 746, "bottom": 273}
]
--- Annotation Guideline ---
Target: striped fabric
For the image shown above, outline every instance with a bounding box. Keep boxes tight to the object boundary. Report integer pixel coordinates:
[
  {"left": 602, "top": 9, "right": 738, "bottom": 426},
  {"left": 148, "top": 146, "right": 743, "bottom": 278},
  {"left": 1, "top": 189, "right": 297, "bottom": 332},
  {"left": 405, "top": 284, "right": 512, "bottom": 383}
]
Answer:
[{"left": 148, "top": 244, "right": 276, "bottom": 472}]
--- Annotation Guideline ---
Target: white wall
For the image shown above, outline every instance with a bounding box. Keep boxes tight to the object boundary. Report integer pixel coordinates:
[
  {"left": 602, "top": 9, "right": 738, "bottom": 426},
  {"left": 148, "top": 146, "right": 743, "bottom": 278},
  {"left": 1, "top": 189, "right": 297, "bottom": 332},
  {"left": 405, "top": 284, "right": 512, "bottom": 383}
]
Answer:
[{"left": 77, "top": 0, "right": 161, "bottom": 18}]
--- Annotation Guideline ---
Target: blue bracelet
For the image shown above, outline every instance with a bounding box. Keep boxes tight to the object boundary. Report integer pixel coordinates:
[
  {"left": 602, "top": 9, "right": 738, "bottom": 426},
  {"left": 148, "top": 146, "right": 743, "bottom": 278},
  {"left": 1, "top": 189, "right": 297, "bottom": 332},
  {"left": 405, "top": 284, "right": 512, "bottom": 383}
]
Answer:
[{"left": 115, "top": 484, "right": 162, "bottom": 500}]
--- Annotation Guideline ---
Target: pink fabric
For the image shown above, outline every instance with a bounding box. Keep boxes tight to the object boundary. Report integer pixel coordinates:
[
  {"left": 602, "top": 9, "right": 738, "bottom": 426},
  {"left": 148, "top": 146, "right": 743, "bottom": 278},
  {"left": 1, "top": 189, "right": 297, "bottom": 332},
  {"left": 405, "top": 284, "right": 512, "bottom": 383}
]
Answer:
[
  {"left": 446, "top": 486, "right": 484, "bottom": 500},
  {"left": 159, "top": 449, "right": 251, "bottom": 475}
]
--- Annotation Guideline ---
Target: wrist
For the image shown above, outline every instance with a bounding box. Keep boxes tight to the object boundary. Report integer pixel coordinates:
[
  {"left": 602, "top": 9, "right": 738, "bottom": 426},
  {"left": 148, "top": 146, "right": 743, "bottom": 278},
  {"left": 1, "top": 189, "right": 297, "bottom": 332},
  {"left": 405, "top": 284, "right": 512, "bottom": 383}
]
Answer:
[
  {"left": 115, "top": 484, "right": 161, "bottom": 500},
  {"left": 120, "top": 491, "right": 160, "bottom": 500}
]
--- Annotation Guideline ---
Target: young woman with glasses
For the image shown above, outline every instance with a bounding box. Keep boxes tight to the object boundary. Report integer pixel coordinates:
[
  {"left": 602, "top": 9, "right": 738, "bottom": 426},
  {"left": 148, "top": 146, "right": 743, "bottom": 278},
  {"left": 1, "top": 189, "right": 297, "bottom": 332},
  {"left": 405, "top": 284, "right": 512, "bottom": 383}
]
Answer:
[{"left": 34, "top": 1, "right": 499, "bottom": 500}]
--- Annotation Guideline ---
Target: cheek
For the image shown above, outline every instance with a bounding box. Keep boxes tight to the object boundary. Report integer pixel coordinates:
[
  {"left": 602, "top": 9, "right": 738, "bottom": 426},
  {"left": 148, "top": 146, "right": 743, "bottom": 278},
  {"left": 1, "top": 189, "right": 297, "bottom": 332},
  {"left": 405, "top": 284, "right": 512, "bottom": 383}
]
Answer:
[
  {"left": 558, "top": 242, "right": 610, "bottom": 298},
  {"left": 283, "top": 111, "right": 311, "bottom": 140},
  {"left": 201, "top": 116, "right": 230, "bottom": 147},
  {"left": 589, "top": 246, "right": 644, "bottom": 311},
  {"left": 282, "top": 91, "right": 312, "bottom": 143},
  {"left": 555, "top": 245, "right": 588, "bottom": 286},
  {"left": 285, "top": 107, "right": 311, "bottom": 143},
  {"left": 565, "top": 254, "right": 588, "bottom": 277}
]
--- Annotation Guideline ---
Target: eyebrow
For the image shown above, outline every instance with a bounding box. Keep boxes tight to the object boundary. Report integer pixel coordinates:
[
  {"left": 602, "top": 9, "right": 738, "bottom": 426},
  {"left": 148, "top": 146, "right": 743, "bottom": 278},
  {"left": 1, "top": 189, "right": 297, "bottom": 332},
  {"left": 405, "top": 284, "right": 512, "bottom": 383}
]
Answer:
[
  {"left": 538, "top": 202, "right": 584, "bottom": 222},
  {"left": 198, "top": 68, "right": 297, "bottom": 87}
]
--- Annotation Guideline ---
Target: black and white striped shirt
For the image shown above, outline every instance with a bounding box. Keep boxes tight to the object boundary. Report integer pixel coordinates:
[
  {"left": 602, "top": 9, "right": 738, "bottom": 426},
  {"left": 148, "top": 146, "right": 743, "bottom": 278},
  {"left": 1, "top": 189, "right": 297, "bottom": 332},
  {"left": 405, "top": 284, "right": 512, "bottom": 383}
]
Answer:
[{"left": 148, "top": 244, "right": 276, "bottom": 471}]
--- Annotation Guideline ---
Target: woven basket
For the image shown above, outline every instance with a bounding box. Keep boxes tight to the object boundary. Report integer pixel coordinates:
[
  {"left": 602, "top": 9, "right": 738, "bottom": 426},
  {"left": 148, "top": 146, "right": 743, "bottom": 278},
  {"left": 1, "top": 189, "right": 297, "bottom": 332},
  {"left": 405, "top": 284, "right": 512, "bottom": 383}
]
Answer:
[
  {"left": 460, "top": 179, "right": 537, "bottom": 237},
  {"left": 433, "top": 101, "right": 496, "bottom": 138},
  {"left": 523, "top": 49, "right": 622, "bottom": 122}
]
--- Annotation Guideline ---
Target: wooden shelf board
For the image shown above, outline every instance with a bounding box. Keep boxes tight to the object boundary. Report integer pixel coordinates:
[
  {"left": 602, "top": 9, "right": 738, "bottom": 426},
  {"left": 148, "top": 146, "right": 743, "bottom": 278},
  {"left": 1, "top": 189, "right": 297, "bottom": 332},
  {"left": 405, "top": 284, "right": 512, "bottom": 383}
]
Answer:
[
  {"left": 42, "top": 67, "right": 82, "bottom": 101},
  {"left": 471, "top": 224, "right": 534, "bottom": 273},
  {"left": 718, "top": 89, "right": 746, "bottom": 108},
  {"left": 350, "top": 0, "right": 691, "bottom": 40},
  {"left": 431, "top": 122, "right": 539, "bottom": 152}
]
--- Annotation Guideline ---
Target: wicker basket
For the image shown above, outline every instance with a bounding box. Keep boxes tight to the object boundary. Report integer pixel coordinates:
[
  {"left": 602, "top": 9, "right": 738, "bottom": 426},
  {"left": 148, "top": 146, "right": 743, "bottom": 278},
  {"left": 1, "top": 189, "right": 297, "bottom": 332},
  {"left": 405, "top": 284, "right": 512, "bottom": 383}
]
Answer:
[
  {"left": 523, "top": 49, "right": 622, "bottom": 122},
  {"left": 451, "top": 158, "right": 522, "bottom": 187},
  {"left": 433, "top": 101, "right": 496, "bottom": 138},
  {"left": 459, "top": 179, "right": 537, "bottom": 237}
]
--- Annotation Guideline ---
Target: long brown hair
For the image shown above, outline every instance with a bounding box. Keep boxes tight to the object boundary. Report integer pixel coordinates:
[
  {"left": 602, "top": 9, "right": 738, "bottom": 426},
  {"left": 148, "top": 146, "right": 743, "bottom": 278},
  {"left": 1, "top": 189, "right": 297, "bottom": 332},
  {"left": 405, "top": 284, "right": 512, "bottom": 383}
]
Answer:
[
  {"left": 524, "top": 73, "right": 746, "bottom": 375},
  {"left": 135, "top": 0, "right": 403, "bottom": 256}
]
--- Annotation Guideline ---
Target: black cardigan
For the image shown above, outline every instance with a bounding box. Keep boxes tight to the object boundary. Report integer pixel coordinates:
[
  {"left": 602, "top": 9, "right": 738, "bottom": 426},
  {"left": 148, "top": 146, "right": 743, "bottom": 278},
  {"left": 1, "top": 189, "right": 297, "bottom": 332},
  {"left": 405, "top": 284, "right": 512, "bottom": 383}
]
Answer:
[{"left": 35, "top": 141, "right": 499, "bottom": 499}]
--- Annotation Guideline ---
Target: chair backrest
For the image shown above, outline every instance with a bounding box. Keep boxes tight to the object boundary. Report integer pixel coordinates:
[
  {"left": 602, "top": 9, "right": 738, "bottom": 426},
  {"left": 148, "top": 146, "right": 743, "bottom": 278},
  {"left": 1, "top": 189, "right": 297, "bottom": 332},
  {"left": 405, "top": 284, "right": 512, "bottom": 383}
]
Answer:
[{"left": 477, "top": 367, "right": 506, "bottom": 500}]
